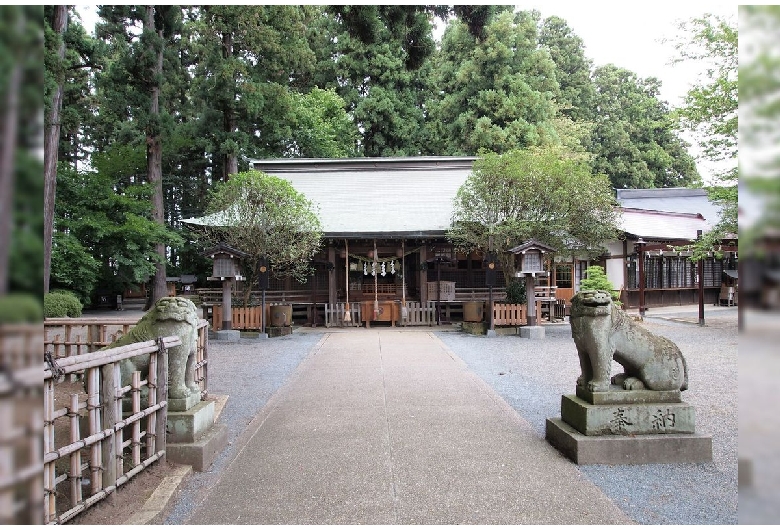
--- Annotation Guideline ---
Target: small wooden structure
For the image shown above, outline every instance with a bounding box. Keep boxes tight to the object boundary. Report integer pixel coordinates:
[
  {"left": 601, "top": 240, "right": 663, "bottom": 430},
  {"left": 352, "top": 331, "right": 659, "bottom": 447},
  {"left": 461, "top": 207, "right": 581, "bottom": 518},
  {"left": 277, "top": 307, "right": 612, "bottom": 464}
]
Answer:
[
  {"left": 508, "top": 239, "right": 556, "bottom": 327},
  {"left": 202, "top": 243, "right": 248, "bottom": 331}
]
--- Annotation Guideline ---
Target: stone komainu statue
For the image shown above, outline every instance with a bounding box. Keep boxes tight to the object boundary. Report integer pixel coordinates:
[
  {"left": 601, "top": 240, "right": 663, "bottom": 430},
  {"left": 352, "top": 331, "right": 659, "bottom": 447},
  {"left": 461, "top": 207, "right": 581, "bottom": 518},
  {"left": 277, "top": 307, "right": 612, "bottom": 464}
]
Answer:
[
  {"left": 104, "top": 297, "right": 201, "bottom": 407},
  {"left": 569, "top": 290, "right": 688, "bottom": 392}
]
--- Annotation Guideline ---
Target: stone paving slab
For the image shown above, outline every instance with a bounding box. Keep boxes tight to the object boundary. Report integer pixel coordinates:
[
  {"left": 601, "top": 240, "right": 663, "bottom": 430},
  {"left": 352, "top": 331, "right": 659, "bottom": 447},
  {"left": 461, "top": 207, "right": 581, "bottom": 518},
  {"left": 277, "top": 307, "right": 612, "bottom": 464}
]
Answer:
[{"left": 185, "top": 330, "right": 632, "bottom": 525}]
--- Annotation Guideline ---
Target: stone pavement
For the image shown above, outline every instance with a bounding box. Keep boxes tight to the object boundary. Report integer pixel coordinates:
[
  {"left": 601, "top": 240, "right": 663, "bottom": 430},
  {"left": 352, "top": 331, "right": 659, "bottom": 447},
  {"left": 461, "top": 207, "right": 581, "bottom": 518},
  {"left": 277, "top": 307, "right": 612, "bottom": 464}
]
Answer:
[{"left": 182, "top": 330, "right": 632, "bottom": 525}]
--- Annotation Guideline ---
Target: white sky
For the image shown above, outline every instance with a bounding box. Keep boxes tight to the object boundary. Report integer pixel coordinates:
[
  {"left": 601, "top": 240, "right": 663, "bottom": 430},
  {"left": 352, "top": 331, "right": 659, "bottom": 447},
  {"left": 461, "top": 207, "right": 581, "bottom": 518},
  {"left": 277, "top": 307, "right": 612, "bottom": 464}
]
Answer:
[{"left": 514, "top": 1, "right": 738, "bottom": 106}]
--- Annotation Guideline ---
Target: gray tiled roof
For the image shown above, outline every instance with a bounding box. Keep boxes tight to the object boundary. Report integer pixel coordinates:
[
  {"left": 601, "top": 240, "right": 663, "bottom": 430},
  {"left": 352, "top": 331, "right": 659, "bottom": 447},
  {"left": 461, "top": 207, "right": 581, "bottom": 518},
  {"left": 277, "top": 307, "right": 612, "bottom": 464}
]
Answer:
[
  {"left": 182, "top": 158, "right": 726, "bottom": 244},
  {"left": 619, "top": 208, "right": 711, "bottom": 241},
  {"left": 615, "top": 188, "right": 722, "bottom": 228},
  {"left": 248, "top": 157, "right": 476, "bottom": 237}
]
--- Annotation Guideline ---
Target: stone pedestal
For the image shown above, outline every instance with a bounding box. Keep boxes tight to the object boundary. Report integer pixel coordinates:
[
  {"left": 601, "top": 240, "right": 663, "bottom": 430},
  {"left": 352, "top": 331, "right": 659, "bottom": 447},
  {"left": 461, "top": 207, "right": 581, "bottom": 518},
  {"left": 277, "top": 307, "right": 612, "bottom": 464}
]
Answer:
[
  {"left": 268, "top": 326, "right": 292, "bottom": 337},
  {"left": 167, "top": 423, "right": 228, "bottom": 472},
  {"left": 168, "top": 392, "right": 201, "bottom": 412},
  {"left": 214, "top": 329, "right": 241, "bottom": 341},
  {"left": 546, "top": 385, "right": 712, "bottom": 465},
  {"left": 166, "top": 398, "right": 229, "bottom": 471},
  {"left": 519, "top": 325, "right": 545, "bottom": 339},
  {"left": 462, "top": 321, "right": 486, "bottom": 335}
]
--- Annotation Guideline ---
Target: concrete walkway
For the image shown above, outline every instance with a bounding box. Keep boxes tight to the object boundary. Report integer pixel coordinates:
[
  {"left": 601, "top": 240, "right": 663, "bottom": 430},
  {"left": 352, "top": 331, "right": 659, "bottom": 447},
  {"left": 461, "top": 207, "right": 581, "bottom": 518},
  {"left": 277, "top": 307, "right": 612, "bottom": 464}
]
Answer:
[{"left": 183, "top": 330, "right": 632, "bottom": 525}]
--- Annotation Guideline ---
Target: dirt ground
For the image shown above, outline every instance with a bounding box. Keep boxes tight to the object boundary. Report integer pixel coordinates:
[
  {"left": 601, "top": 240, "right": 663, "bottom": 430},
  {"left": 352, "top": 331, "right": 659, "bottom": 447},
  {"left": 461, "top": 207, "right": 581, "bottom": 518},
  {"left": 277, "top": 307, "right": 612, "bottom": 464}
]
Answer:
[{"left": 66, "top": 459, "right": 176, "bottom": 525}]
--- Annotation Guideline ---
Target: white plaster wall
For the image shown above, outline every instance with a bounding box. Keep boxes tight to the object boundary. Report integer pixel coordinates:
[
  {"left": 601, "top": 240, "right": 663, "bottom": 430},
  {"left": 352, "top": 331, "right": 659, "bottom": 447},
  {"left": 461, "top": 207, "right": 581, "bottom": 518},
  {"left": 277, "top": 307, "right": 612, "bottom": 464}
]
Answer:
[
  {"left": 606, "top": 257, "right": 625, "bottom": 290},
  {"left": 603, "top": 241, "right": 627, "bottom": 289}
]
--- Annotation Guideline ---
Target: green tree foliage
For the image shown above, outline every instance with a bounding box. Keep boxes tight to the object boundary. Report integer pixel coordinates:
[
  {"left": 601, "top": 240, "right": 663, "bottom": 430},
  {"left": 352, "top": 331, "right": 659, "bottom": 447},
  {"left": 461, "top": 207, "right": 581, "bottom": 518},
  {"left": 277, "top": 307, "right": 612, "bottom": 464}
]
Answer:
[
  {"left": 670, "top": 13, "right": 737, "bottom": 178},
  {"left": 539, "top": 15, "right": 596, "bottom": 122},
  {"left": 191, "top": 5, "right": 318, "bottom": 176},
  {"left": 95, "top": 5, "right": 184, "bottom": 306},
  {"left": 285, "top": 88, "right": 358, "bottom": 158},
  {"left": 52, "top": 161, "right": 182, "bottom": 304},
  {"left": 591, "top": 64, "right": 701, "bottom": 189},
  {"left": 448, "top": 147, "right": 621, "bottom": 281},
  {"left": 309, "top": 6, "right": 443, "bottom": 156},
  {"left": 669, "top": 12, "right": 738, "bottom": 260},
  {"left": 197, "top": 171, "right": 322, "bottom": 303},
  {"left": 426, "top": 10, "right": 560, "bottom": 155}
]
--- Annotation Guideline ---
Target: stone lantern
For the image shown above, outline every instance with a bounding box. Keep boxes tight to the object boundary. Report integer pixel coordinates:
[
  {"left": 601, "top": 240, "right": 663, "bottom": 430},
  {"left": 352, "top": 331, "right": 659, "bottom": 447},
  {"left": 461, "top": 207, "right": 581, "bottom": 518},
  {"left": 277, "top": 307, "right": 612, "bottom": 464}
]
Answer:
[
  {"left": 203, "top": 243, "right": 248, "bottom": 340},
  {"left": 508, "top": 239, "right": 556, "bottom": 334}
]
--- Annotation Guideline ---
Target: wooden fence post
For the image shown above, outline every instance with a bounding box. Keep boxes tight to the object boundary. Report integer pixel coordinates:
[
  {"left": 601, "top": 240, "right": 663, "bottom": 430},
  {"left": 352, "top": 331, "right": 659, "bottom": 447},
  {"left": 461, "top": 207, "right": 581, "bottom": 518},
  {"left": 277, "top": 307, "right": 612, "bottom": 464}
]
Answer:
[
  {"left": 156, "top": 338, "right": 168, "bottom": 464},
  {"left": 100, "top": 363, "right": 118, "bottom": 492}
]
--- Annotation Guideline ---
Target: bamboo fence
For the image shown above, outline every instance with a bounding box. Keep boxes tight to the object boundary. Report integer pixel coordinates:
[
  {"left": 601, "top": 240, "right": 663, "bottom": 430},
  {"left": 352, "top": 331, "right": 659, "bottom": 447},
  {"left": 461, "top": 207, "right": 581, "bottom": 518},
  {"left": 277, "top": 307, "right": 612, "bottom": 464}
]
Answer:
[{"left": 43, "top": 335, "right": 179, "bottom": 524}]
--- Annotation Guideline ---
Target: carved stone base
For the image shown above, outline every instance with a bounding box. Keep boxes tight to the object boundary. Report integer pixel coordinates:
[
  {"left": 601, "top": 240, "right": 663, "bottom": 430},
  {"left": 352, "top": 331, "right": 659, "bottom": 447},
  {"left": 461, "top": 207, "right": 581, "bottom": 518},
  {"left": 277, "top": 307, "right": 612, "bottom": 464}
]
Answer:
[
  {"left": 560, "top": 394, "right": 695, "bottom": 436},
  {"left": 546, "top": 418, "right": 712, "bottom": 465}
]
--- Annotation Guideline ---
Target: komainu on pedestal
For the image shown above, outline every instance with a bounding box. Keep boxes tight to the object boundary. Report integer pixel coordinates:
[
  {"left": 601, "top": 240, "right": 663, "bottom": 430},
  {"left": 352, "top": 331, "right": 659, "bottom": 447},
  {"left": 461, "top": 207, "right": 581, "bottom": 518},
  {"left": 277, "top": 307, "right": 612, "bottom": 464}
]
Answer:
[{"left": 546, "top": 290, "right": 712, "bottom": 464}]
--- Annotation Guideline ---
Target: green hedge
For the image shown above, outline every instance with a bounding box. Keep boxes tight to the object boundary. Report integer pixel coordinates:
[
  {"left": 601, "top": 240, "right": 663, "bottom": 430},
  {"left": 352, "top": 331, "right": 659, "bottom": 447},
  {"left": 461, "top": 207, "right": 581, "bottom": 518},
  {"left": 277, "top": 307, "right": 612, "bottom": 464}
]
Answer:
[
  {"left": 44, "top": 291, "right": 83, "bottom": 318},
  {"left": 0, "top": 294, "right": 44, "bottom": 323}
]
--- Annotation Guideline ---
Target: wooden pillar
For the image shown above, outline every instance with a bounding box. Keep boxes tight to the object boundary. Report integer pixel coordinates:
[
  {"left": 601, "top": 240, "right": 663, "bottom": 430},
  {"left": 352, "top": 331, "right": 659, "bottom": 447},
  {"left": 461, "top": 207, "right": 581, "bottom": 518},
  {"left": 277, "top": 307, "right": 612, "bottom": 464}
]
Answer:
[
  {"left": 622, "top": 239, "right": 629, "bottom": 306},
  {"left": 419, "top": 246, "right": 428, "bottom": 304},
  {"left": 328, "top": 246, "right": 337, "bottom": 306},
  {"left": 525, "top": 274, "right": 537, "bottom": 326},
  {"left": 222, "top": 279, "right": 232, "bottom": 330}
]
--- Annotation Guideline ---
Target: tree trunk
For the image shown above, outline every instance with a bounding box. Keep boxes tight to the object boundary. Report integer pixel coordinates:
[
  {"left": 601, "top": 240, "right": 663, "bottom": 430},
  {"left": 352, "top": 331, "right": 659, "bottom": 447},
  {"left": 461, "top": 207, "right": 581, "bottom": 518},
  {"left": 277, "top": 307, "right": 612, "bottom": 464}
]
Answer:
[
  {"left": 44, "top": 5, "right": 68, "bottom": 295},
  {"left": 221, "top": 31, "right": 238, "bottom": 180},
  {"left": 145, "top": 5, "right": 168, "bottom": 310}
]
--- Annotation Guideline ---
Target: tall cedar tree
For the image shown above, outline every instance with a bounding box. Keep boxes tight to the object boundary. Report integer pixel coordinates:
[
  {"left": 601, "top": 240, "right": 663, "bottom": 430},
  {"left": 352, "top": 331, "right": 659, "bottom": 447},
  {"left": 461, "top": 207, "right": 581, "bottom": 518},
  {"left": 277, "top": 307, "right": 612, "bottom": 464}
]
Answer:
[
  {"left": 96, "top": 6, "right": 182, "bottom": 307},
  {"left": 425, "top": 10, "right": 560, "bottom": 155}
]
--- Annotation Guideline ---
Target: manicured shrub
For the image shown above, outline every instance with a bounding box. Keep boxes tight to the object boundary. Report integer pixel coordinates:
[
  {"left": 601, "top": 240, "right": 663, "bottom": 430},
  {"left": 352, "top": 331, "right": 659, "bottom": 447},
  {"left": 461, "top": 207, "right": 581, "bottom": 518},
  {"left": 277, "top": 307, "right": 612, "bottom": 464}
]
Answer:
[
  {"left": 0, "top": 293, "right": 44, "bottom": 323},
  {"left": 44, "top": 291, "right": 83, "bottom": 318},
  {"left": 579, "top": 265, "right": 622, "bottom": 305}
]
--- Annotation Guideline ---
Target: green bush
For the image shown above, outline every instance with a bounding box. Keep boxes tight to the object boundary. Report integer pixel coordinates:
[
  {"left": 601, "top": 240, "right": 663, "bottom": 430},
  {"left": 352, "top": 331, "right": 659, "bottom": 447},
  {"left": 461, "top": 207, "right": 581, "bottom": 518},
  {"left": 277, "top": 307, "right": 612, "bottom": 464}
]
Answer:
[
  {"left": 0, "top": 293, "right": 43, "bottom": 323},
  {"left": 579, "top": 265, "right": 621, "bottom": 305},
  {"left": 504, "top": 279, "right": 527, "bottom": 305},
  {"left": 44, "top": 291, "right": 83, "bottom": 318}
]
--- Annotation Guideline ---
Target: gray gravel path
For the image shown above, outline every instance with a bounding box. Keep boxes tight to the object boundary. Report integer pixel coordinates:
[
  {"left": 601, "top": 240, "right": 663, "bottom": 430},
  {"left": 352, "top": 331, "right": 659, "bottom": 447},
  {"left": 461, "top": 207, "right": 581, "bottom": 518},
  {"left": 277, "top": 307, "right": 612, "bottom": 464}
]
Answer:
[{"left": 162, "top": 305, "right": 740, "bottom": 525}]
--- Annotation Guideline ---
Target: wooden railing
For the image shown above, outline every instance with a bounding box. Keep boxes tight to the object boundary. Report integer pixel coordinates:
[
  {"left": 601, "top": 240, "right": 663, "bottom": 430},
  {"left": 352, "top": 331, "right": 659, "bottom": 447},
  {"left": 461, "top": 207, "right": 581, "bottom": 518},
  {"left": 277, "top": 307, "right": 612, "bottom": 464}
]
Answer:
[
  {"left": 196, "top": 288, "right": 324, "bottom": 305},
  {"left": 1, "top": 324, "right": 43, "bottom": 524},
  {"left": 43, "top": 335, "right": 179, "bottom": 524},
  {"left": 44, "top": 319, "right": 137, "bottom": 360},
  {"left": 402, "top": 301, "right": 436, "bottom": 326},
  {"left": 324, "top": 303, "right": 362, "bottom": 328},
  {"left": 44, "top": 318, "right": 210, "bottom": 401},
  {"left": 454, "top": 287, "right": 507, "bottom": 301},
  {"left": 492, "top": 302, "right": 543, "bottom": 326}
]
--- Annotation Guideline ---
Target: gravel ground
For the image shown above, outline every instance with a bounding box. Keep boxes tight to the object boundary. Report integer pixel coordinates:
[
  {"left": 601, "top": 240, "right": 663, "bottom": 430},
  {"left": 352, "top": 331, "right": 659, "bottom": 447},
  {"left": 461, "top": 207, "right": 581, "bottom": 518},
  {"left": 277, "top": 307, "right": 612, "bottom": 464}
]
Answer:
[
  {"left": 435, "top": 308, "right": 739, "bottom": 525},
  {"left": 161, "top": 306, "right": 741, "bottom": 525}
]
